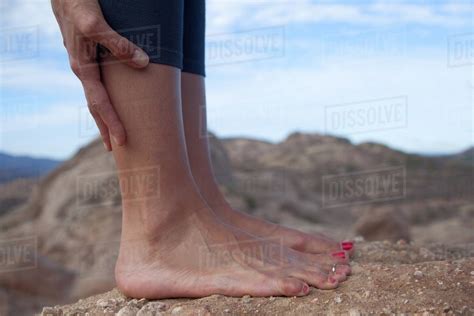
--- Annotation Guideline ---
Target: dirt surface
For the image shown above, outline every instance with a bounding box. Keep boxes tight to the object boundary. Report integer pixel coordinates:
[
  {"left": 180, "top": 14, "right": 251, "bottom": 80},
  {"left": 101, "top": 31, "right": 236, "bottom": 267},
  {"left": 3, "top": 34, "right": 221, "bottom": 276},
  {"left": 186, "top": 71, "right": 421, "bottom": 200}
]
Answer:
[{"left": 41, "top": 241, "right": 474, "bottom": 316}]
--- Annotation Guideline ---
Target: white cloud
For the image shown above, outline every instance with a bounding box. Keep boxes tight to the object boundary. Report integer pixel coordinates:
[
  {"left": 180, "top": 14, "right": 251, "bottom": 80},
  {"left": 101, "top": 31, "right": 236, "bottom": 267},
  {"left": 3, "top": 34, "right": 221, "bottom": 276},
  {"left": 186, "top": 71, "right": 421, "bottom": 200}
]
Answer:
[
  {"left": 205, "top": 48, "right": 472, "bottom": 154},
  {"left": 206, "top": 0, "right": 472, "bottom": 34},
  {"left": 1, "top": 60, "right": 81, "bottom": 92},
  {"left": 1, "top": 0, "right": 59, "bottom": 36}
]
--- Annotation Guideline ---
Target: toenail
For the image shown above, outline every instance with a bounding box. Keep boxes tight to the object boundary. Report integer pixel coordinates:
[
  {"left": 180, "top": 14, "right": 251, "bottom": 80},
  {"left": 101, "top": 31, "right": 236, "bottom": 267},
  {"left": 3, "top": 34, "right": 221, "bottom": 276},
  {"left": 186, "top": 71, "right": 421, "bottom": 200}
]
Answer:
[
  {"left": 341, "top": 242, "right": 353, "bottom": 251},
  {"left": 332, "top": 251, "right": 346, "bottom": 258},
  {"left": 301, "top": 284, "right": 310, "bottom": 295},
  {"left": 329, "top": 276, "right": 337, "bottom": 283}
]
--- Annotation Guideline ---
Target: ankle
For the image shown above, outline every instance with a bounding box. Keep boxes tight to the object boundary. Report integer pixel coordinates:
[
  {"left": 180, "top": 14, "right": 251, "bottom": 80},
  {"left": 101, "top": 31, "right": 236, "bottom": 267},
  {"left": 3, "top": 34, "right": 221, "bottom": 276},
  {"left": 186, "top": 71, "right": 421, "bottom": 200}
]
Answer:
[{"left": 120, "top": 181, "right": 208, "bottom": 240}]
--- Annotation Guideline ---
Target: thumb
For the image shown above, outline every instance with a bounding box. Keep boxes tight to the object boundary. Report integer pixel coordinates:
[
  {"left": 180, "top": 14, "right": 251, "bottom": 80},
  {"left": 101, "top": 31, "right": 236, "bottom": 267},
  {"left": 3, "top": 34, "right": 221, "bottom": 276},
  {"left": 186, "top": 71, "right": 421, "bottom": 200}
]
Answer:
[{"left": 78, "top": 16, "right": 149, "bottom": 68}]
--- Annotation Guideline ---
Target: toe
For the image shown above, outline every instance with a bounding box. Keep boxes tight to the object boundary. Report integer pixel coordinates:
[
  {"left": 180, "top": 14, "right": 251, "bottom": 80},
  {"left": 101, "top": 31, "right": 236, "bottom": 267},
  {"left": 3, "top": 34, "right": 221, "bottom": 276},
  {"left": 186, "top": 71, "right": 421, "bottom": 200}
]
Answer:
[
  {"left": 275, "top": 277, "right": 310, "bottom": 296},
  {"left": 301, "top": 253, "right": 351, "bottom": 276},
  {"left": 288, "top": 269, "right": 339, "bottom": 290},
  {"left": 340, "top": 240, "right": 355, "bottom": 256}
]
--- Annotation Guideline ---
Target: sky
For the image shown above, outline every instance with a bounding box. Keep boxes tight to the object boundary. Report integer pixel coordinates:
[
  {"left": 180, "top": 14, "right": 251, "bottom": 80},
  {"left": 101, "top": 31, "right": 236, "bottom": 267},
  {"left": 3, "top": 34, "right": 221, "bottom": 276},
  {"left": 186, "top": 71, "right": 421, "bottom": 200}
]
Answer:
[{"left": 0, "top": 0, "right": 473, "bottom": 159}]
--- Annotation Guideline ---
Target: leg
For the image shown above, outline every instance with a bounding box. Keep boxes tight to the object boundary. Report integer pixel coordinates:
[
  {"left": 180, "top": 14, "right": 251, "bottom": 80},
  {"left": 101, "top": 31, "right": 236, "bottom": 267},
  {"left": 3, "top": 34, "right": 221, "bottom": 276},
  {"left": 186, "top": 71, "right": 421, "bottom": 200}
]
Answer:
[
  {"left": 97, "top": 0, "right": 342, "bottom": 297},
  {"left": 101, "top": 60, "right": 342, "bottom": 299},
  {"left": 181, "top": 73, "right": 352, "bottom": 262},
  {"left": 178, "top": 0, "right": 353, "bottom": 259}
]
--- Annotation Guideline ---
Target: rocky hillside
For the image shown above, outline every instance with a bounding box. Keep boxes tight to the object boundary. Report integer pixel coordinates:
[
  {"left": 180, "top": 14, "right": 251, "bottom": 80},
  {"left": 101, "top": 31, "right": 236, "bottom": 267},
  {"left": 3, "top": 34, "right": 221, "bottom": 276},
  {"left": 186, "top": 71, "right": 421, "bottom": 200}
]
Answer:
[
  {"left": 42, "top": 241, "right": 474, "bottom": 316},
  {"left": 0, "top": 133, "right": 473, "bottom": 315}
]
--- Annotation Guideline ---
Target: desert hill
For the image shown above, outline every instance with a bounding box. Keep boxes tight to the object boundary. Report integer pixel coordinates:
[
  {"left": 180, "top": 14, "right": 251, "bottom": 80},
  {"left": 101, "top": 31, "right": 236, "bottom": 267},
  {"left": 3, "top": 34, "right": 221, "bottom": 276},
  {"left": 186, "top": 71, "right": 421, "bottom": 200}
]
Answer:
[{"left": 0, "top": 133, "right": 472, "bottom": 315}]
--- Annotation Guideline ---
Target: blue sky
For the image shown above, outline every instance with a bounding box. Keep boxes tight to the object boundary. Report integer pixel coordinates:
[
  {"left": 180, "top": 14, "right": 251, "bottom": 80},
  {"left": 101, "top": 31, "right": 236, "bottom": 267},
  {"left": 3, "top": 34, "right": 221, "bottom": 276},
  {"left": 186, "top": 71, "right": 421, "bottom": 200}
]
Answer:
[{"left": 0, "top": 0, "right": 473, "bottom": 159}]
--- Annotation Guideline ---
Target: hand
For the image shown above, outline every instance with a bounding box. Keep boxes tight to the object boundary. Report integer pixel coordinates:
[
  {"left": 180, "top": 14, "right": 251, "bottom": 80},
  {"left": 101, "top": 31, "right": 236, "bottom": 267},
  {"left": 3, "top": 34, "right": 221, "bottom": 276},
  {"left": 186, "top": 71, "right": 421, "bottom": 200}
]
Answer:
[{"left": 51, "top": 0, "right": 149, "bottom": 150}]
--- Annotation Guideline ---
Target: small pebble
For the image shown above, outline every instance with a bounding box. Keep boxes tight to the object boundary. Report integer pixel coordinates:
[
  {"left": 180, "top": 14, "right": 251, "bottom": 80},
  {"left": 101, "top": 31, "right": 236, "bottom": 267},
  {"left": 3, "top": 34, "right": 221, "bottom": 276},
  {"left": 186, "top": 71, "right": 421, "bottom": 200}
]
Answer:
[
  {"left": 96, "top": 299, "right": 111, "bottom": 308},
  {"left": 269, "top": 296, "right": 275, "bottom": 302},
  {"left": 470, "top": 271, "right": 474, "bottom": 276},
  {"left": 41, "top": 307, "right": 59, "bottom": 316},
  {"left": 224, "top": 309, "right": 230, "bottom": 313},
  {"left": 334, "top": 295, "right": 342, "bottom": 304},
  {"left": 171, "top": 306, "right": 183, "bottom": 314},
  {"left": 127, "top": 298, "right": 147, "bottom": 308},
  {"left": 349, "top": 309, "right": 361, "bottom": 316},
  {"left": 117, "top": 306, "right": 140, "bottom": 316},
  {"left": 414, "top": 270, "right": 423, "bottom": 279},
  {"left": 137, "top": 302, "right": 169, "bottom": 316}
]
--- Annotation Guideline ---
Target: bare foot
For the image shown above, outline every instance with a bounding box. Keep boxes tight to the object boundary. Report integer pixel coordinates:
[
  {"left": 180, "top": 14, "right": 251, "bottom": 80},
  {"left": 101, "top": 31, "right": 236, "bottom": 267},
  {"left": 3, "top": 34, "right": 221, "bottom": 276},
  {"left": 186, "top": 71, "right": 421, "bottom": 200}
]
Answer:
[
  {"left": 116, "top": 199, "right": 349, "bottom": 299},
  {"left": 180, "top": 73, "right": 354, "bottom": 259},
  {"left": 214, "top": 203, "right": 354, "bottom": 256}
]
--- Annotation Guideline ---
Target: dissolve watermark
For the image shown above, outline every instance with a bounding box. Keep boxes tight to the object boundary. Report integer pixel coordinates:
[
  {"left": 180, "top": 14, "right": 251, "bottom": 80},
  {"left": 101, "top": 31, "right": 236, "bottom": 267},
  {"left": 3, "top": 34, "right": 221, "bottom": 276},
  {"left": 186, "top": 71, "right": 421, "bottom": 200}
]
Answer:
[
  {"left": 0, "top": 236, "right": 37, "bottom": 273},
  {"left": 448, "top": 33, "right": 474, "bottom": 67},
  {"left": 206, "top": 26, "right": 285, "bottom": 66},
  {"left": 0, "top": 26, "right": 39, "bottom": 62},
  {"left": 75, "top": 25, "right": 161, "bottom": 68},
  {"left": 74, "top": 239, "right": 120, "bottom": 281},
  {"left": 198, "top": 237, "right": 284, "bottom": 271},
  {"left": 201, "top": 103, "right": 287, "bottom": 138},
  {"left": 234, "top": 173, "right": 290, "bottom": 197},
  {"left": 0, "top": 95, "right": 40, "bottom": 131},
  {"left": 78, "top": 105, "right": 97, "bottom": 139},
  {"left": 321, "top": 28, "right": 406, "bottom": 63},
  {"left": 324, "top": 96, "right": 408, "bottom": 135},
  {"left": 79, "top": 95, "right": 171, "bottom": 139},
  {"left": 322, "top": 166, "right": 406, "bottom": 208},
  {"left": 76, "top": 166, "right": 160, "bottom": 209}
]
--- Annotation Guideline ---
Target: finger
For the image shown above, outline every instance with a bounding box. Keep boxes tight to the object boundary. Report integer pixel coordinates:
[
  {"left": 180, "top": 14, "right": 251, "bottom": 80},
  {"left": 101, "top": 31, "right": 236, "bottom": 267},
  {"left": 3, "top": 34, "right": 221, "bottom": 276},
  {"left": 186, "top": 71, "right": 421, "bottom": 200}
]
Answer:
[
  {"left": 90, "top": 110, "right": 112, "bottom": 151},
  {"left": 77, "top": 15, "right": 149, "bottom": 68},
  {"left": 84, "top": 79, "right": 127, "bottom": 146},
  {"left": 74, "top": 58, "right": 127, "bottom": 146}
]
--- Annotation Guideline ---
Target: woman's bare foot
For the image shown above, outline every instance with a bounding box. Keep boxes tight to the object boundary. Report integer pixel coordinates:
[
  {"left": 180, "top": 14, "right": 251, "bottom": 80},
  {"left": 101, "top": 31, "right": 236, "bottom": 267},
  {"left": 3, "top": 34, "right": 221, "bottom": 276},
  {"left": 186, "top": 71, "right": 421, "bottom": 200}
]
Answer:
[
  {"left": 116, "top": 196, "right": 349, "bottom": 299},
  {"left": 180, "top": 73, "right": 355, "bottom": 258},
  {"left": 99, "top": 62, "right": 350, "bottom": 299},
  {"left": 212, "top": 202, "right": 353, "bottom": 257}
]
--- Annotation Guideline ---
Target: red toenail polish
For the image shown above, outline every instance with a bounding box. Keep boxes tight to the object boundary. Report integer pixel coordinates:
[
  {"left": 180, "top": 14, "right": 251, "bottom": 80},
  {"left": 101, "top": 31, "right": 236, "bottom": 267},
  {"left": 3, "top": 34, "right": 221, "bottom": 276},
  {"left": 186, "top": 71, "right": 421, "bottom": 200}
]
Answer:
[
  {"left": 332, "top": 251, "right": 346, "bottom": 259},
  {"left": 342, "top": 244, "right": 352, "bottom": 251},
  {"left": 341, "top": 242, "right": 353, "bottom": 251}
]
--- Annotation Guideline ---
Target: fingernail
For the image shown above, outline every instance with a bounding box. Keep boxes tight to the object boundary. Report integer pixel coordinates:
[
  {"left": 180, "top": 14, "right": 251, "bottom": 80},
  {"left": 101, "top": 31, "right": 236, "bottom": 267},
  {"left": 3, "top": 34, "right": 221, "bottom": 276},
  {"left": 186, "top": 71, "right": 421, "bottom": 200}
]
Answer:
[
  {"left": 112, "top": 135, "right": 123, "bottom": 146},
  {"left": 132, "top": 49, "right": 149, "bottom": 67},
  {"left": 332, "top": 251, "right": 346, "bottom": 259}
]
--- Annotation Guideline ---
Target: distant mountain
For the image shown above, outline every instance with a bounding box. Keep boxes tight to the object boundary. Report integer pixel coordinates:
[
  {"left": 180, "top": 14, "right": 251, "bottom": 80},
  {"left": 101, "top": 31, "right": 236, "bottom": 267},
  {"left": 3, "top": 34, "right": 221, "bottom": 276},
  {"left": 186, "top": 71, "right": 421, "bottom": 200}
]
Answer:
[
  {"left": 0, "top": 152, "right": 61, "bottom": 183},
  {"left": 444, "top": 147, "right": 474, "bottom": 164}
]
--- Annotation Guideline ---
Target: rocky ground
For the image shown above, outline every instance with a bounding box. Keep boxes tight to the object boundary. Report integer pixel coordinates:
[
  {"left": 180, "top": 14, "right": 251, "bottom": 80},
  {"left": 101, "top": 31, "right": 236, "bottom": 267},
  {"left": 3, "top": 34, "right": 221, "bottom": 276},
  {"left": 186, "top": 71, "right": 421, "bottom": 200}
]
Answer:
[{"left": 40, "top": 240, "right": 474, "bottom": 316}]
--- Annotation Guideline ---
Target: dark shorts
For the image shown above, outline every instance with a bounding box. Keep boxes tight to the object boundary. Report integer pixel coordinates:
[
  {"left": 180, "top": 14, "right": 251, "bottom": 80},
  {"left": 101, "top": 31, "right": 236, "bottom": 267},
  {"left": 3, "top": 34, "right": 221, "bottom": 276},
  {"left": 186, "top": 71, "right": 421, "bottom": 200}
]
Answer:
[{"left": 98, "top": 0, "right": 205, "bottom": 76}]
